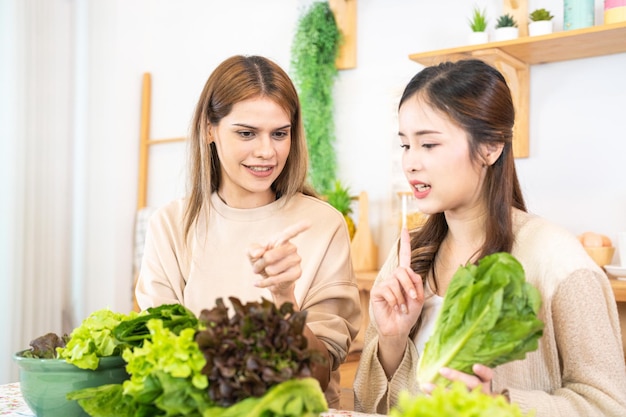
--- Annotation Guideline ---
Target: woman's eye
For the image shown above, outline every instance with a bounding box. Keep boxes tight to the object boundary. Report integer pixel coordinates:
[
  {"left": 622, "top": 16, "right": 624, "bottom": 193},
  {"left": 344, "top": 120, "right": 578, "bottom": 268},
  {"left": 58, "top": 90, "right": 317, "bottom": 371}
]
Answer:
[
  {"left": 422, "top": 143, "right": 437, "bottom": 149},
  {"left": 273, "top": 131, "right": 289, "bottom": 140},
  {"left": 238, "top": 130, "right": 255, "bottom": 139},
  {"left": 400, "top": 144, "right": 410, "bottom": 150}
]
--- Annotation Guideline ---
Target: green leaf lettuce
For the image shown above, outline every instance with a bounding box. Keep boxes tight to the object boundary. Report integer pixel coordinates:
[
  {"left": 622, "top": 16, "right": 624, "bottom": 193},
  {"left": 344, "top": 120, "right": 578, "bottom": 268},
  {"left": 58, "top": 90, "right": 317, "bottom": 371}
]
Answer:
[
  {"left": 57, "top": 308, "right": 138, "bottom": 369},
  {"left": 391, "top": 381, "right": 534, "bottom": 417},
  {"left": 417, "top": 252, "right": 544, "bottom": 387}
]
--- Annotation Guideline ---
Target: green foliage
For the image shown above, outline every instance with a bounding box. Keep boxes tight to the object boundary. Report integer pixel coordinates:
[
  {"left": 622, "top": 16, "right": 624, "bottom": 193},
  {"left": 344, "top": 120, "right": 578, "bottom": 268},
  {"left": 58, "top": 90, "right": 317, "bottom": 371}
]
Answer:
[
  {"left": 496, "top": 13, "right": 518, "bottom": 28},
  {"left": 56, "top": 308, "right": 139, "bottom": 369},
  {"left": 325, "top": 179, "right": 353, "bottom": 215},
  {"left": 121, "top": 320, "right": 210, "bottom": 414},
  {"left": 67, "top": 300, "right": 328, "bottom": 417},
  {"left": 203, "top": 378, "right": 327, "bottom": 417},
  {"left": 416, "top": 252, "right": 544, "bottom": 388},
  {"left": 196, "top": 297, "right": 322, "bottom": 407},
  {"left": 468, "top": 6, "right": 488, "bottom": 32},
  {"left": 113, "top": 303, "right": 199, "bottom": 346},
  {"left": 290, "top": 1, "right": 341, "bottom": 194},
  {"left": 529, "top": 8, "right": 554, "bottom": 22},
  {"left": 390, "top": 382, "right": 534, "bottom": 417},
  {"left": 21, "top": 332, "right": 69, "bottom": 359}
]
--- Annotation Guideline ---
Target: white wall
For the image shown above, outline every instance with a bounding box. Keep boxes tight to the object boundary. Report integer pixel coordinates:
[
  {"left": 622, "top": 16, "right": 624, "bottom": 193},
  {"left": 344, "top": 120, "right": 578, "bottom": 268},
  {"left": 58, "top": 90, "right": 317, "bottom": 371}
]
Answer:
[
  {"left": 2, "top": 0, "right": 625, "bottom": 383},
  {"left": 54, "top": 0, "right": 626, "bottom": 314}
]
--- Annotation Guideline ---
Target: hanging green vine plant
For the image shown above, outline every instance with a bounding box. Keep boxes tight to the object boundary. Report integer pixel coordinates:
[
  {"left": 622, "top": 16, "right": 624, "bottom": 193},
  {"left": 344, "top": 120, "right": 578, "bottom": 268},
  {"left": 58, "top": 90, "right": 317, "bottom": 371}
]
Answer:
[{"left": 290, "top": 1, "right": 341, "bottom": 195}]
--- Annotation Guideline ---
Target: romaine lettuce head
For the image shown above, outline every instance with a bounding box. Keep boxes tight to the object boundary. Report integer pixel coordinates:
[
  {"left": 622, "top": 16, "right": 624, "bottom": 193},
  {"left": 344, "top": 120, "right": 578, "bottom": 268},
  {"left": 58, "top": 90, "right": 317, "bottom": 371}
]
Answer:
[{"left": 417, "top": 252, "right": 544, "bottom": 388}]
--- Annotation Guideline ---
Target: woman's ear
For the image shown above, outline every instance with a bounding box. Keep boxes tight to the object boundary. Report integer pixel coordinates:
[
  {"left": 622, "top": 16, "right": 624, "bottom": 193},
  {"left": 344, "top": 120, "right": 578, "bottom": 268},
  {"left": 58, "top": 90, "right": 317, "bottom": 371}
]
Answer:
[
  {"left": 206, "top": 124, "right": 214, "bottom": 144},
  {"left": 483, "top": 142, "right": 504, "bottom": 166}
]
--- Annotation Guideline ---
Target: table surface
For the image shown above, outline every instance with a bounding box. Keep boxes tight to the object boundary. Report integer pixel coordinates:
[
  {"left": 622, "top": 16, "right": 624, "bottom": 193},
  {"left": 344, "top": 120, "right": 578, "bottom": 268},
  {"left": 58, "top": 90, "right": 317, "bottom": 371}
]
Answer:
[
  {"left": 0, "top": 382, "right": 383, "bottom": 417},
  {"left": 0, "top": 383, "right": 32, "bottom": 416}
]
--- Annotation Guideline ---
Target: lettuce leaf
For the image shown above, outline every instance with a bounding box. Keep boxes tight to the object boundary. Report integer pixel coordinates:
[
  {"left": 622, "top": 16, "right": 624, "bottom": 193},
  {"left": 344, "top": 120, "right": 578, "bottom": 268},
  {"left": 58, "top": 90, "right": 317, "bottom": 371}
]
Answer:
[
  {"left": 113, "top": 303, "right": 199, "bottom": 345},
  {"left": 56, "top": 308, "right": 138, "bottom": 369},
  {"left": 390, "top": 381, "right": 534, "bottom": 417},
  {"left": 203, "top": 378, "right": 327, "bottom": 417},
  {"left": 122, "top": 319, "right": 210, "bottom": 412},
  {"left": 417, "top": 252, "right": 544, "bottom": 387}
]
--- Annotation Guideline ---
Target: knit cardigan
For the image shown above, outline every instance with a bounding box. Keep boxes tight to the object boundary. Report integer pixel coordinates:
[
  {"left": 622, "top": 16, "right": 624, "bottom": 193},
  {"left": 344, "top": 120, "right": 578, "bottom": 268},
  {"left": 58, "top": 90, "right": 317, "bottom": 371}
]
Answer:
[{"left": 353, "top": 211, "right": 626, "bottom": 417}]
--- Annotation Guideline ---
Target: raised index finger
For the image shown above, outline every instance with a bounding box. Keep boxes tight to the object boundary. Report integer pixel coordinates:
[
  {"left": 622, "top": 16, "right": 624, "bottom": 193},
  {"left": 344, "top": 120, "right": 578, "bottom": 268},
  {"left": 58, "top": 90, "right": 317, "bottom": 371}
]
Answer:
[
  {"left": 399, "top": 227, "right": 411, "bottom": 269},
  {"left": 273, "top": 220, "right": 312, "bottom": 247}
]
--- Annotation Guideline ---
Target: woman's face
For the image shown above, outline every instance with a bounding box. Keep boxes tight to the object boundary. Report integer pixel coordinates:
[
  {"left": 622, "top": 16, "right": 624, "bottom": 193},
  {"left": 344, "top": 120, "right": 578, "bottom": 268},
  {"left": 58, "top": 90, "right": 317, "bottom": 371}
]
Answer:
[
  {"left": 398, "top": 95, "right": 487, "bottom": 217},
  {"left": 209, "top": 96, "right": 291, "bottom": 208}
]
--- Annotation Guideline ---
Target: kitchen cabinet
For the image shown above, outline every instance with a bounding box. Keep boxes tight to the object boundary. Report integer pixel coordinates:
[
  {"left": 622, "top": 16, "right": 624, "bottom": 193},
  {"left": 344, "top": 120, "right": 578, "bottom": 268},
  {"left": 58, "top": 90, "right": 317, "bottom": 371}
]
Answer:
[{"left": 408, "top": 21, "right": 626, "bottom": 158}]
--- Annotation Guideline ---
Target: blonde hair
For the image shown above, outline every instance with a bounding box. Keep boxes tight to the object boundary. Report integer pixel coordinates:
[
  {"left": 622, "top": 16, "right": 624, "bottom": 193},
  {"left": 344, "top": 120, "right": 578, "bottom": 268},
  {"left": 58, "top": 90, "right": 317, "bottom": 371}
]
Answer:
[{"left": 185, "top": 55, "right": 316, "bottom": 239}]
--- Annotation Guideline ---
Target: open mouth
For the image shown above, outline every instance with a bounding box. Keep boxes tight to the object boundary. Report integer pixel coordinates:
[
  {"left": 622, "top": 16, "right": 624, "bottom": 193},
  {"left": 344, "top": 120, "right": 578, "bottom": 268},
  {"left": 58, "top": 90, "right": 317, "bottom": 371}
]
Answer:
[{"left": 246, "top": 165, "right": 273, "bottom": 172}]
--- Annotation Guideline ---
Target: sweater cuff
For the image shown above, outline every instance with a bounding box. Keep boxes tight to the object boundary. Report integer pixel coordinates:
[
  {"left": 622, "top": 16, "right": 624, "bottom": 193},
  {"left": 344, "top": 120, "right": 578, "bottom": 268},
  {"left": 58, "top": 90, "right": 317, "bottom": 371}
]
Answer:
[{"left": 388, "top": 340, "right": 418, "bottom": 408}]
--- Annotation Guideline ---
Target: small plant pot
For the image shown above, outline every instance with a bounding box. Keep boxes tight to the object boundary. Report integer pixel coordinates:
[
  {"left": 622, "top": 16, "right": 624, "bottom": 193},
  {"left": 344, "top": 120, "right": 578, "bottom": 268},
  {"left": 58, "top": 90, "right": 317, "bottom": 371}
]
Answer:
[
  {"left": 468, "top": 31, "right": 489, "bottom": 45},
  {"left": 493, "top": 27, "right": 519, "bottom": 42},
  {"left": 528, "top": 20, "right": 554, "bottom": 36}
]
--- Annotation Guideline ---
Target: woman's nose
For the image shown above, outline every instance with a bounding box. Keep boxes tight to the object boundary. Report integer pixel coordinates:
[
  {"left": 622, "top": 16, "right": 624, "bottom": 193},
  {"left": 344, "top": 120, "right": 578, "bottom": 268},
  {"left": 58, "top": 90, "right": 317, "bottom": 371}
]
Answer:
[
  {"left": 254, "top": 136, "right": 274, "bottom": 158},
  {"left": 402, "top": 149, "right": 422, "bottom": 173}
]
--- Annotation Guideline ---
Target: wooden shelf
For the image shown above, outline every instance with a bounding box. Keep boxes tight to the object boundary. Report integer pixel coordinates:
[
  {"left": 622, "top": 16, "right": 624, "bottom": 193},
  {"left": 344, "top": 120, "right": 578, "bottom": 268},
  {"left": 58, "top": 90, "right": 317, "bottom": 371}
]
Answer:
[
  {"left": 409, "top": 21, "right": 626, "bottom": 66},
  {"left": 408, "top": 21, "right": 626, "bottom": 159}
]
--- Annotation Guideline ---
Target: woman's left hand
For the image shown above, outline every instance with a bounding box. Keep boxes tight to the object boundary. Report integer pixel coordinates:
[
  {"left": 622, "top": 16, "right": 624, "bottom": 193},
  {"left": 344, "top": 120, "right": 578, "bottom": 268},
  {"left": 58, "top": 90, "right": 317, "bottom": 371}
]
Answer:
[
  {"left": 248, "top": 221, "right": 311, "bottom": 297},
  {"left": 422, "top": 364, "right": 494, "bottom": 396}
]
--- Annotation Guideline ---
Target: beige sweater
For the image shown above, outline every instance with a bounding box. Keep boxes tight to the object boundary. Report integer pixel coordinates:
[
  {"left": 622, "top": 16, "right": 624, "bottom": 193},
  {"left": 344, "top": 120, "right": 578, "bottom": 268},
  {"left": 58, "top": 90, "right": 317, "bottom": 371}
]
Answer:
[
  {"left": 135, "top": 193, "right": 362, "bottom": 408},
  {"left": 354, "top": 211, "right": 626, "bottom": 416}
]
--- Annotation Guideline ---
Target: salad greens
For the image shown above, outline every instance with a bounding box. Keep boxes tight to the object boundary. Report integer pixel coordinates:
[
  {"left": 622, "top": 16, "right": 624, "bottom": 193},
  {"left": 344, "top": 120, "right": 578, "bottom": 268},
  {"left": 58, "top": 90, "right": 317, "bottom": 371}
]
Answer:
[
  {"left": 417, "top": 252, "right": 544, "bottom": 387},
  {"left": 390, "top": 381, "right": 534, "bottom": 417},
  {"left": 67, "top": 298, "right": 328, "bottom": 417},
  {"left": 69, "top": 318, "right": 210, "bottom": 417},
  {"left": 122, "top": 319, "right": 210, "bottom": 412},
  {"left": 113, "top": 303, "right": 199, "bottom": 346},
  {"left": 196, "top": 297, "right": 322, "bottom": 406},
  {"left": 203, "top": 378, "right": 327, "bottom": 417},
  {"left": 21, "top": 332, "right": 69, "bottom": 359},
  {"left": 57, "top": 308, "right": 138, "bottom": 369}
]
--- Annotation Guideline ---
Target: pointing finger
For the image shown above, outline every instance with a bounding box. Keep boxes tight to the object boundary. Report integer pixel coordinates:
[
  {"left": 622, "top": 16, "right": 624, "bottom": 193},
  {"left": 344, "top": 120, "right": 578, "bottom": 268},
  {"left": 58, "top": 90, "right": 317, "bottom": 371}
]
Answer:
[
  {"left": 399, "top": 227, "right": 411, "bottom": 269},
  {"left": 273, "top": 220, "right": 312, "bottom": 247}
]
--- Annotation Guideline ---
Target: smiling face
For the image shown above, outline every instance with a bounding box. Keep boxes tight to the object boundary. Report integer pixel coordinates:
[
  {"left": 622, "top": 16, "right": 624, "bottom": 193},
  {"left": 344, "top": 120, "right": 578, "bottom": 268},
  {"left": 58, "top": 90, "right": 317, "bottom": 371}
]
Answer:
[
  {"left": 209, "top": 96, "right": 291, "bottom": 208},
  {"left": 398, "top": 95, "right": 488, "bottom": 217}
]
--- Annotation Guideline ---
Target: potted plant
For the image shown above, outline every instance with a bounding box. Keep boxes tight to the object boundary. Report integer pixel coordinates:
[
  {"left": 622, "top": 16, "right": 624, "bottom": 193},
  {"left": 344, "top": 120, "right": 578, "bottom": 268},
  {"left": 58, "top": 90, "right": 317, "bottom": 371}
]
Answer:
[
  {"left": 468, "top": 6, "right": 489, "bottom": 45},
  {"left": 325, "top": 179, "right": 355, "bottom": 240},
  {"left": 529, "top": 8, "right": 554, "bottom": 36},
  {"left": 493, "top": 12, "right": 519, "bottom": 42}
]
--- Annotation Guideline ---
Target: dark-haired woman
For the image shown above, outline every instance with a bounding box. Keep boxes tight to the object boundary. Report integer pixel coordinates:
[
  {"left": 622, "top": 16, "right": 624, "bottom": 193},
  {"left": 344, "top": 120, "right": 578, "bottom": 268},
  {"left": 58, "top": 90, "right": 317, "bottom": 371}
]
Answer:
[{"left": 354, "top": 59, "right": 626, "bottom": 417}]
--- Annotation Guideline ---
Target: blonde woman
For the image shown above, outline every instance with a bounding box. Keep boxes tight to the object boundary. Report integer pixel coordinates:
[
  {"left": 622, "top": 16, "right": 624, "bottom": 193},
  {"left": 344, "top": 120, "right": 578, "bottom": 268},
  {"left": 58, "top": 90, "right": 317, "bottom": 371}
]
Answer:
[{"left": 135, "top": 55, "right": 361, "bottom": 408}]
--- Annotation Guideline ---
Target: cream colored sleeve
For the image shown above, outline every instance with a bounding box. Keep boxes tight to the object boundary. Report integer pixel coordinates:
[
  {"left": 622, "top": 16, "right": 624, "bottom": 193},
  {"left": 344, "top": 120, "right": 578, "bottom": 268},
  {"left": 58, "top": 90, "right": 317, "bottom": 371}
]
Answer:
[
  {"left": 134, "top": 207, "right": 187, "bottom": 310},
  {"left": 300, "top": 217, "right": 362, "bottom": 371},
  {"left": 352, "top": 242, "right": 422, "bottom": 414}
]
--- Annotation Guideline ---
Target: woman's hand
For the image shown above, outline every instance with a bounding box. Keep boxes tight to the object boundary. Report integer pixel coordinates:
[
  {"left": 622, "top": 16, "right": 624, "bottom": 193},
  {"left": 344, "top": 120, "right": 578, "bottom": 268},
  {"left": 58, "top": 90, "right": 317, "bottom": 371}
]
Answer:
[
  {"left": 371, "top": 228, "right": 424, "bottom": 378},
  {"left": 371, "top": 228, "right": 424, "bottom": 339},
  {"left": 248, "top": 221, "right": 311, "bottom": 299},
  {"left": 422, "top": 364, "right": 495, "bottom": 396},
  {"left": 248, "top": 220, "right": 331, "bottom": 390}
]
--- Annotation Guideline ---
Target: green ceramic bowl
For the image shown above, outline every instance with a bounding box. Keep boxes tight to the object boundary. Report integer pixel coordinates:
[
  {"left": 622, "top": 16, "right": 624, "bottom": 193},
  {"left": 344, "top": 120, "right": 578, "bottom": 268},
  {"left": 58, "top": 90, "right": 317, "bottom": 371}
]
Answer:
[{"left": 13, "top": 350, "right": 129, "bottom": 417}]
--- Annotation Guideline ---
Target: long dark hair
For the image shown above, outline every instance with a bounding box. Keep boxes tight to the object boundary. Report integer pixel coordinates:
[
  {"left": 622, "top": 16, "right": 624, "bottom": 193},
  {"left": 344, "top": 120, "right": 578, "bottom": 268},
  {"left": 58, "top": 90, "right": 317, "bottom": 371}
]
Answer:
[{"left": 399, "top": 59, "right": 526, "bottom": 289}]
